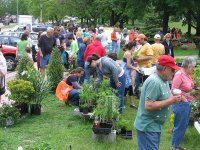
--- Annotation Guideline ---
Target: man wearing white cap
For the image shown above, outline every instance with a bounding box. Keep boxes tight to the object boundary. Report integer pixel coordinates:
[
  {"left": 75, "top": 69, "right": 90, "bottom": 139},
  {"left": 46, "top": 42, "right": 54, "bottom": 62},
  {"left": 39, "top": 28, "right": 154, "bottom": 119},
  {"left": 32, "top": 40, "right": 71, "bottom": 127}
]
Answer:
[{"left": 151, "top": 34, "right": 165, "bottom": 65}]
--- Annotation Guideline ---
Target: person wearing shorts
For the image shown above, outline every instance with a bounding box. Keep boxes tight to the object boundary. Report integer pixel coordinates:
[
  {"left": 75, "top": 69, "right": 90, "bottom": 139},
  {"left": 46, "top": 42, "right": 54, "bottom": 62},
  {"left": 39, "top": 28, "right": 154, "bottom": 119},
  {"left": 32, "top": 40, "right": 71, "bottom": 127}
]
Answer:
[{"left": 38, "top": 27, "right": 55, "bottom": 73}]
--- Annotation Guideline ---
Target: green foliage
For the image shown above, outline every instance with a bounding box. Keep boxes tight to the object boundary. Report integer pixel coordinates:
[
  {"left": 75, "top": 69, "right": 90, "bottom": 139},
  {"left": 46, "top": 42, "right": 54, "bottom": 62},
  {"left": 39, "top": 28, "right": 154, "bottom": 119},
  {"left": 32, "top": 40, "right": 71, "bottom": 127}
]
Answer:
[
  {"left": 30, "top": 142, "right": 54, "bottom": 150},
  {"left": 93, "top": 81, "right": 119, "bottom": 122},
  {"left": 190, "top": 99, "right": 200, "bottom": 121},
  {"left": 7, "top": 79, "right": 35, "bottom": 104},
  {"left": 141, "top": 6, "right": 162, "bottom": 40},
  {"left": 79, "top": 84, "right": 98, "bottom": 108},
  {"left": 16, "top": 56, "right": 34, "bottom": 80},
  {"left": 0, "top": 104, "right": 20, "bottom": 127},
  {"left": 181, "top": 44, "right": 188, "bottom": 50},
  {"left": 192, "top": 66, "right": 200, "bottom": 87},
  {"left": 116, "top": 118, "right": 130, "bottom": 130},
  {"left": 26, "top": 65, "right": 51, "bottom": 104},
  {"left": 46, "top": 47, "right": 64, "bottom": 92},
  {"left": 175, "top": 58, "right": 183, "bottom": 64}
]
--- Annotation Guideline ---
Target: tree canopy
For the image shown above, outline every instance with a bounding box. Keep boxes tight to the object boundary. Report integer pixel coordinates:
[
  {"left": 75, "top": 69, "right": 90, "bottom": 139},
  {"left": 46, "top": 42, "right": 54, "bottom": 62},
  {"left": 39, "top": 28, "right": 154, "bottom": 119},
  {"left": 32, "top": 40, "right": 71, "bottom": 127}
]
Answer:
[{"left": 1, "top": 0, "right": 200, "bottom": 35}]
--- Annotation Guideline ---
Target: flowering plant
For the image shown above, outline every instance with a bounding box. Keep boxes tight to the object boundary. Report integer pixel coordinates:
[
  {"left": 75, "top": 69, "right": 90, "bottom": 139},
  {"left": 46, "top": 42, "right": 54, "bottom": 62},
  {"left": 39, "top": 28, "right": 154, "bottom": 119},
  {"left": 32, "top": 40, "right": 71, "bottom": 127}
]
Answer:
[{"left": 0, "top": 102, "right": 20, "bottom": 127}]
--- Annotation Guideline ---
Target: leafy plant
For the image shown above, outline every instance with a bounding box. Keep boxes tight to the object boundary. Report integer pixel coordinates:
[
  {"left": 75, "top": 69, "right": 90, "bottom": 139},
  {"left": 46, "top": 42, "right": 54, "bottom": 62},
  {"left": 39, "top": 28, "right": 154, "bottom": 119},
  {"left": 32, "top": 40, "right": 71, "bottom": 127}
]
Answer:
[
  {"left": 79, "top": 83, "right": 97, "bottom": 108},
  {"left": 175, "top": 58, "right": 183, "bottom": 65},
  {"left": 46, "top": 47, "right": 65, "bottom": 92},
  {"left": 93, "top": 81, "right": 119, "bottom": 123},
  {"left": 116, "top": 118, "right": 131, "bottom": 130},
  {"left": 190, "top": 99, "right": 200, "bottom": 121},
  {"left": 180, "top": 44, "right": 188, "bottom": 50},
  {"left": 16, "top": 56, "right": 33, "bottom": 80},
  {"left": 192, "top": 66, "right": 200, "bottom": 87},
  {"left": 7, "top": 79, "right": 35, "bottom": 104},
  {"left": 26, "top": 64, "right": 51, "bottom": 104},
  {"left": 0, "top": 103, "right": 20, "bottom": 127}
]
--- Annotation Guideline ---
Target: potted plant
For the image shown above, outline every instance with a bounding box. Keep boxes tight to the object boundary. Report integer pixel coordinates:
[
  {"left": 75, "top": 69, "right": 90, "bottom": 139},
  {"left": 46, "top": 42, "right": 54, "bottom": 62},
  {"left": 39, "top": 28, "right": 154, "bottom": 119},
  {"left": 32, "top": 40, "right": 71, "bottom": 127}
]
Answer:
[
  {"left": 79, "top": 84, "right": 97, "bottom": 114},
  {"left": 175, "top": 58, "right": 183, "bottom": 67},
  {"left": 190, "top": 100, "right": 200, "bottom": 126},
  {"left": 0, "top": 103, "right": 20, "bottom": 127},
  {"left": 92, "top": 84, "right": 119, "bottom": 134},
  {"left": 7, "top": 79, "right": 35, "bottom": 115},
  {"left": 116, "top": 118, "right": 133, "bottom": 139},
  {"left": 46, "top": 47, "right": 65, "bottom": 92},
  {"left": 25, "top": 64, "right": 50, "bottom": 115}
]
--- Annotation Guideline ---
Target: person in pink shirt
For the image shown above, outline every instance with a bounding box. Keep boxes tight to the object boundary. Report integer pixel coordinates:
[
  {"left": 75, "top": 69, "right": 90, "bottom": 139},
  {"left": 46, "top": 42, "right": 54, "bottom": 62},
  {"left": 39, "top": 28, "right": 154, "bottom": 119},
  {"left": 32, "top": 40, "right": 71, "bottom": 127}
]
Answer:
[{"left": 171, "top": 56, "right": 196, "bottom": 150}]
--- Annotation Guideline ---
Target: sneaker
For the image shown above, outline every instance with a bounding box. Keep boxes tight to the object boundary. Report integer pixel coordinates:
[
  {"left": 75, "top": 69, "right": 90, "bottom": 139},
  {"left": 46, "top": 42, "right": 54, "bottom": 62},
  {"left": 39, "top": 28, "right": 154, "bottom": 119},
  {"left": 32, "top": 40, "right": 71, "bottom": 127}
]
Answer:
[
  {"left": 130, "top": 104, "right": 137, "bottom": 109},
  {"left": 171, "top": 147, "right": 187, "bottom": 150}
]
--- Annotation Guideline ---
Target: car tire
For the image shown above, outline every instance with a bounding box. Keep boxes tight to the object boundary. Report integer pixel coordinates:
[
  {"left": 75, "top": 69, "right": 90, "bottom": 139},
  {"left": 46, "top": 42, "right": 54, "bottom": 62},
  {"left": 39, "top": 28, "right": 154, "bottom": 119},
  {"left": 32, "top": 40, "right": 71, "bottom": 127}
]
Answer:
[{"left": 5, "top": 56, "right": 16, "bottom": 71}]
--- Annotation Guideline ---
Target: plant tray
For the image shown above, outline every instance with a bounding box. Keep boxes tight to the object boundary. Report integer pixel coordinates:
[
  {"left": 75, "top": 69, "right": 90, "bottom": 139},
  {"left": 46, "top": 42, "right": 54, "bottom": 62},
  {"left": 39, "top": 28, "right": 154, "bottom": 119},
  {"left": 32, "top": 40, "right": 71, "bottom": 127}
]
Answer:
[
  {"left": 92, "top": 123, "right": 113, "bottom": 134},
  {"left": 121, "top": 130, "right": 133, "bottom": 139}
]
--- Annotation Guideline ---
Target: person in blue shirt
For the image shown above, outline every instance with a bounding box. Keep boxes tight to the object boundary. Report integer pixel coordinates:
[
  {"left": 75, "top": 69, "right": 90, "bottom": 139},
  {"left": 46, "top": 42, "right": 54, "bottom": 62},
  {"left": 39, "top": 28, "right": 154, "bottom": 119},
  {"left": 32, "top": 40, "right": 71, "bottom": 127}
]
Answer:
[{"left": 77, "top": 36, "right": 92, "bottom": 84}]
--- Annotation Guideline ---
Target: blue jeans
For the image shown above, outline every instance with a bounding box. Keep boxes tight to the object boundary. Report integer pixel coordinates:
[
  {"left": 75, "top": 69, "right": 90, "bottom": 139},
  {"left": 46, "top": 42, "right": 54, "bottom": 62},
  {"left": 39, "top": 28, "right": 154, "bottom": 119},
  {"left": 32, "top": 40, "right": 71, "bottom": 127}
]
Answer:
[
  {"left": 68, "top": 89, "right": 80, "bottom": 106},
  {"left": 84, "top": 62, "right": 91, "bottom": 84},
  {"left": 171, "top": 102, "right": 191, "bottom": 148},
  {"left": 136, "top": 129, "right": 161, "bottom": 150},
  {"left": 112, "top": 41, "right": 118, "bottom": 53},
  {"left": 134, "top": 72, "right": 140, "bottom": 97},
  {"left": 110, "top": 73, "right": 126, "bottom": 113}
]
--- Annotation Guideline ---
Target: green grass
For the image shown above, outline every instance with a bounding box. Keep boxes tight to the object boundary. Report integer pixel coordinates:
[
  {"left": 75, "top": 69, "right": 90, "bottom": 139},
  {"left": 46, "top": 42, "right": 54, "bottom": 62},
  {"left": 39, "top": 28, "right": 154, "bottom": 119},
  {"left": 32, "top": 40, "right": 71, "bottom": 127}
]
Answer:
[
  {"left": 1, "top": 95, "right": 200, "bottom": 150},
  {"left": 174, "top": 49, "right": 199, "bottom": 56}
]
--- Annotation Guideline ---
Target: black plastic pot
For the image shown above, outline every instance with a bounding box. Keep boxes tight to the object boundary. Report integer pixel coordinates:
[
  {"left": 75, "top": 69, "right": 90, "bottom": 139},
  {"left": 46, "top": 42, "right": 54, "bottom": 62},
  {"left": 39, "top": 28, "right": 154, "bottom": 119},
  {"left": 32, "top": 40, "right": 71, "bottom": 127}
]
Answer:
[
  {"left": 121, "top": 130, "right": 133, "bottom": 139},
  {"left": 92, "top": 122, "right": 113, "bottom": 134},
  {"left": 30, "top": 104, "right": 41, "bottom": 115},
  {"left": 15, "top": 103, "right": 29, "bottom": 115},
  {"left": 82, "top": 107, "right": 89, "bottom": 114}
]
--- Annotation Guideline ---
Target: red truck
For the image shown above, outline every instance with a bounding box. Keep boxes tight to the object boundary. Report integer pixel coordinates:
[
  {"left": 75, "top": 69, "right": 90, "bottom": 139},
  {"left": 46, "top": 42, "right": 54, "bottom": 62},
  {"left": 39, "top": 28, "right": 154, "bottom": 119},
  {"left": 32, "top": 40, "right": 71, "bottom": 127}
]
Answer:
[{"left": 0, "top": 44, "right": 17, "bottom": 71}]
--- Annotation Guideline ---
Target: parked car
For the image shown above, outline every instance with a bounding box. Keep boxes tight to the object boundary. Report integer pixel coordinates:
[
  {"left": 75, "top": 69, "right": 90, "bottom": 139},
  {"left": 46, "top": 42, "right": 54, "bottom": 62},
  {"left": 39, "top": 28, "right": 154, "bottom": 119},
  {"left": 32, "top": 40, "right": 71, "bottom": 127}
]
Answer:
[
  {"left": 1, "top": 44, "right": 17, "bottom": 71},
  {"left": 0, "top": 33, "right": 38, "bottom": 62},
  {"left": 0, "top": 35, "right": 19, "bottom": 47}
]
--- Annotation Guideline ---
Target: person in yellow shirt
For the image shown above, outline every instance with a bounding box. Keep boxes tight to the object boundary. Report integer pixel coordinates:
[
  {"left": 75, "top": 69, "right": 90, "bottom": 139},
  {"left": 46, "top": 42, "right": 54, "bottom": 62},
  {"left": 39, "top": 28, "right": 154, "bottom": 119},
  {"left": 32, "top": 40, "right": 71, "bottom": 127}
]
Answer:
[
  {"left": 135, "top": 34, "right": 153, "bottom": 68},
  {"left": 134, "top": 34, "right": 153, "bottom": 98},
  {"left": 151, "top": 34, "right": 165, "bottom": 65}
]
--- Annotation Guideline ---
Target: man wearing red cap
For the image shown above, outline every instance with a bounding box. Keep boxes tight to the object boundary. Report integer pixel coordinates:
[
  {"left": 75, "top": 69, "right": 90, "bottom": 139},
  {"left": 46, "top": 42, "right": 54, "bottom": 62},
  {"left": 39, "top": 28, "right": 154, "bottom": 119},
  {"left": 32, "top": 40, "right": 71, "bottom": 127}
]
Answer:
[{"left": 134, "top": 55, "right": 181, "bottom": 150}]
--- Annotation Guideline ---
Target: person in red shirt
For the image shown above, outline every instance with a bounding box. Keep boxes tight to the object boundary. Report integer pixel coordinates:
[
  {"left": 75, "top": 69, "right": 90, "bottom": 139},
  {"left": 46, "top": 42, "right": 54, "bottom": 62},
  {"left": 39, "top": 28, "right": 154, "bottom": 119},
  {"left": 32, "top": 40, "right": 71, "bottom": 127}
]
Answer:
[{"left": 84, "top": 35, "right": 106, "bottom": 84}]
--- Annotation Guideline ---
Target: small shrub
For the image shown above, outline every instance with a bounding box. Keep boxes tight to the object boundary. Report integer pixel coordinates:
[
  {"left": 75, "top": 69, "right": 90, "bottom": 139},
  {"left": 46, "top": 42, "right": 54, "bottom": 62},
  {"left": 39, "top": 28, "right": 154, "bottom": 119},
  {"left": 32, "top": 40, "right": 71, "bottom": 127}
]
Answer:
[
  {"left": 46, "top": 47, "right": 64, "bottom": 92},
  {"left": 16, "top": 56, "right": 33, "bottom": 80},
  {"left": 181, "top": 44, "right": 188, "bottom": 50},
  {"left": 0, "top": 103, "right": 20, "bottom": 127},
  {"left": 7, "top": 79, "right": 35, "bottom": 104}
]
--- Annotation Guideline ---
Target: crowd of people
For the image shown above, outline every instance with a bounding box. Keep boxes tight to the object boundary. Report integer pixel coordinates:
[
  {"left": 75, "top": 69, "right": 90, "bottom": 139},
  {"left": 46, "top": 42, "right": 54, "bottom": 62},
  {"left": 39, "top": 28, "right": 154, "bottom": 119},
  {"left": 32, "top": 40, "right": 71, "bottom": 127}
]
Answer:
[
  {"left": 50, "top": 25, "right": 195, "bottom": 150},
  {"left": 1, "top": 24, "right": 196, "bottom": 150}
]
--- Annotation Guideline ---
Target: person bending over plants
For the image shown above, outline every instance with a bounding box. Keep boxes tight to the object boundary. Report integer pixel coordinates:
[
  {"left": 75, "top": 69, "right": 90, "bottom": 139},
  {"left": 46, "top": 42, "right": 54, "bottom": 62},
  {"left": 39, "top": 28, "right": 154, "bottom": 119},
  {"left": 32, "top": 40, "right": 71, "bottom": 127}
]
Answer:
[
  {"left": 87, "top": 54, "right": 126, "bottom": 113},
  {"left": 56, "top": 67, "right": 84, "bottom": 106}
]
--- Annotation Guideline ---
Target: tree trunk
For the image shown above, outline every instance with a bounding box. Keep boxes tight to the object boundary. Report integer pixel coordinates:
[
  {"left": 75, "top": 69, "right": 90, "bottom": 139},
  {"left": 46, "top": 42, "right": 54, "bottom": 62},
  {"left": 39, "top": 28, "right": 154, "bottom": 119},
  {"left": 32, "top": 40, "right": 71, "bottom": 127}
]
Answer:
[
  {"left": 81, "top": 18, "right": 83, "bottom": 24},
  {"left": 187, "top": 10, "right": 192, "bottom": 36},
  {"left": 196, "top": 10, "right": 200, "bottom": 36},
  {"left": 119, "top": 19, "right": 124, "bottom": 29},
  {"left": 131, "top": 19, "right": 134, "bottom": 26},
  {"left": 162, "top": 10, "right": 170, "bottom": 34},
  {"left": 101, "top": 18, "right": 105, "bottom": 25},
  {"left": 110, "top": 10, "right": 115, "bottom": 27}
]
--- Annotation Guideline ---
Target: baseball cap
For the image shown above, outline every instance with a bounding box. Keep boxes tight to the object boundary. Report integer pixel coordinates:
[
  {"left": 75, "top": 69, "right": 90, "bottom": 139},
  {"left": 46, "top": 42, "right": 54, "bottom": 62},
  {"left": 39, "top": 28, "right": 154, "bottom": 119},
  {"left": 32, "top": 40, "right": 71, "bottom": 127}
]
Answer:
[
  {"left": 154, "top": 34, "right": 161, "bottom": 39},
  {"left": 136, "top": 34, "right": 146, "bottom": 40},
  {"left": 158, "top": 55, "right": 180, "bottom": 70}
]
